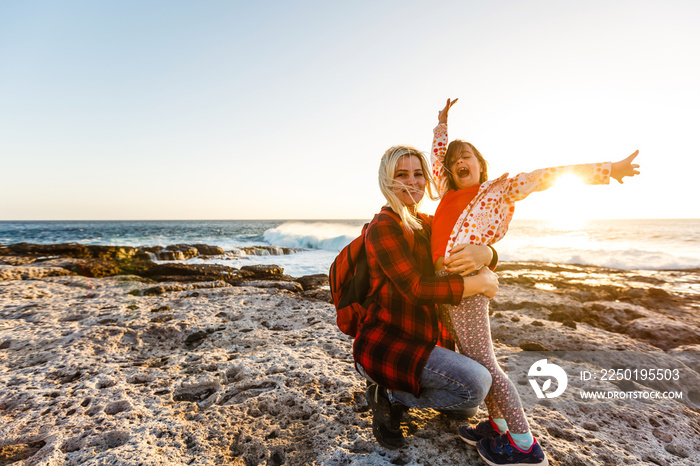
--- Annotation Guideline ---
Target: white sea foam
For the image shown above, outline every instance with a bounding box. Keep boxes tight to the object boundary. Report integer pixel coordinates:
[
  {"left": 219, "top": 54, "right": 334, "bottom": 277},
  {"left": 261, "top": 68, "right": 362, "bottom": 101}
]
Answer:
[
  {"left": 262, "top": 222, "right": 361, "bottom": 251},
  {"left": 498, "top": 246, "right": 700, "bottom": 271},
  {"left": 256, "top": 219, "right": 700, "bottom": 273},
  {"left": 494, "top": 219, "right": 700, "bottom": 271}
]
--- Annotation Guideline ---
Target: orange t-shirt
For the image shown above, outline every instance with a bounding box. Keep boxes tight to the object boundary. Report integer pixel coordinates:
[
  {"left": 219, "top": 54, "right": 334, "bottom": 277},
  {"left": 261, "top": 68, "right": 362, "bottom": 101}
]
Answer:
[{"left": 431, "top": 185, "right": 481, "bottom": 263}]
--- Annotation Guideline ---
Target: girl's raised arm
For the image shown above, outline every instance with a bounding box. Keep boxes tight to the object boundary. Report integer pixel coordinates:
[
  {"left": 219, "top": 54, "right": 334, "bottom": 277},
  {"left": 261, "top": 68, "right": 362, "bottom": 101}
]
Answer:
[
  {"left": 438, "top": 98, "right": 458, "bottom": 125},
  {"left": 431, "top": 98, "right": 458, "bottom": 197}
]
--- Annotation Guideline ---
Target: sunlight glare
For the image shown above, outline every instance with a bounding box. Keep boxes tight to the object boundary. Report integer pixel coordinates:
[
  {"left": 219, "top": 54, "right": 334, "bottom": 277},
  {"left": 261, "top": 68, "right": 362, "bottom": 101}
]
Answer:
[{"left": 542, "top": 174, "right": 591, "bottom": 231}]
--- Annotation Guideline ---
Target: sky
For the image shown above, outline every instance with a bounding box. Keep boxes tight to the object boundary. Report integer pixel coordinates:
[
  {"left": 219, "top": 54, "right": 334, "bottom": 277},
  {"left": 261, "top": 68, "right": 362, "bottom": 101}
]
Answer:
[{"left": 1, "top": 0, "right": 699, "bottom": 221}]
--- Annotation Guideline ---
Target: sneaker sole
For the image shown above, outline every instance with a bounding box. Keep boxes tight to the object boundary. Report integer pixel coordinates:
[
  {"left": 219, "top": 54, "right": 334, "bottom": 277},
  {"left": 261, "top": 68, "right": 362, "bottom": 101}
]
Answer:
[
  {"left": 476, "top": 444, "right": 548, "bottom": 466},
  {"left": 372, "top": 423, "right": 405, "bottom": 450},
  {"left": 459, "top": 434, "right": 479, "bottom": 446},
  {"left": 458, "top": 425, "right": 495, "bottom": 447}
]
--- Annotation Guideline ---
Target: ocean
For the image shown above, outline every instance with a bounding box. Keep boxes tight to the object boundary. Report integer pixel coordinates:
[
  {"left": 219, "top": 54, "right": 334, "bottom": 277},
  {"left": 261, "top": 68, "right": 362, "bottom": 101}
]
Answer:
[{"left": 1, "top": 219, "right": 698, "bottom": 277}]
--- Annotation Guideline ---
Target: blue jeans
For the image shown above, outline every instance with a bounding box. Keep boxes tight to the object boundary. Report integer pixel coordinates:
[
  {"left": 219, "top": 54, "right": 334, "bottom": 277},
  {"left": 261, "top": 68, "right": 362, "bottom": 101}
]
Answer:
[{"left": 357, "top": 345, "right": 492, "bottom": 410}]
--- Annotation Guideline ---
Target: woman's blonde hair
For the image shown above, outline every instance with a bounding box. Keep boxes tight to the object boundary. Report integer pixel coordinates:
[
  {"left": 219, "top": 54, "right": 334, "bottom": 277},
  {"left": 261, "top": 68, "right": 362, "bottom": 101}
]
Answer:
[
  {"left": 378, "top": 145, "right": 438, "bottom": 232},
  {"left": 444, "top": 140, "right": 489, "bottom": 191}
]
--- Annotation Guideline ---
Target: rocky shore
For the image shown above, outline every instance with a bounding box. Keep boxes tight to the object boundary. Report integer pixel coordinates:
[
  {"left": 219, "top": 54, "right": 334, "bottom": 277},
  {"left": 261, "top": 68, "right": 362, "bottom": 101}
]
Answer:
[{"left": 1, "top": 244, "right": 699, "bottom": 465}]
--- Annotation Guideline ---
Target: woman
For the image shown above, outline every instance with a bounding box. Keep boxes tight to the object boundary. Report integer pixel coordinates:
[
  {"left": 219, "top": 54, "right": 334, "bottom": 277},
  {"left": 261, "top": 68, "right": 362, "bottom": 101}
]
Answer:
[{"left": 353, "top": 144, "right": 499, "bottom": 449}]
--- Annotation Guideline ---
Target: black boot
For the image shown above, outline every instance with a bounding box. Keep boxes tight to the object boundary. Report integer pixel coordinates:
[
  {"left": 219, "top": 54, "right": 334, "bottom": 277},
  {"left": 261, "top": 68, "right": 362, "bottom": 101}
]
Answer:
[{"left": 365, "top": 384, "right": 406, "bottom": 449}]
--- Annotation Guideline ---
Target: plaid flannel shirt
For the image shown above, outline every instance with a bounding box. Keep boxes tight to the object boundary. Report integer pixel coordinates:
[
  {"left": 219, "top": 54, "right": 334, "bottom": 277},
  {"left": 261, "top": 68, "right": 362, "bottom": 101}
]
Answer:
[{"left": 353, "top": 207, "right": 464, "bottom": 396}]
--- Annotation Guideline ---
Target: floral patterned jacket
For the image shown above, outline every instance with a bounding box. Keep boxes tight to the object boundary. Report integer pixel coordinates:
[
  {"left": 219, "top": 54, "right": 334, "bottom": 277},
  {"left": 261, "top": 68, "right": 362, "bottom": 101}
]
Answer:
[{"left": 431, "top": 123, "right": 612, "bottom": 258}]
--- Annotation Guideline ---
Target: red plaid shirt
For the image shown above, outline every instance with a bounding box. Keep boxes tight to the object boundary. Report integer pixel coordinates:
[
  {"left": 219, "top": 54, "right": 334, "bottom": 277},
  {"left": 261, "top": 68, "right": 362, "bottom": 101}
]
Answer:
[{"left": 353, "top": 207, "right": 464, "bottom": 396}]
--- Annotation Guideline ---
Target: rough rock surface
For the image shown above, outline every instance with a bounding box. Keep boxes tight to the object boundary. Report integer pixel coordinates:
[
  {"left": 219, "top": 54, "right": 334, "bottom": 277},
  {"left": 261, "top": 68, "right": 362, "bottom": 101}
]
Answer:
[
  {"left": 0, "top": 254, "right": 699, "bottom": 465},
  {"left": 0, "top": 244, "right": 302, "bottom": 287}
]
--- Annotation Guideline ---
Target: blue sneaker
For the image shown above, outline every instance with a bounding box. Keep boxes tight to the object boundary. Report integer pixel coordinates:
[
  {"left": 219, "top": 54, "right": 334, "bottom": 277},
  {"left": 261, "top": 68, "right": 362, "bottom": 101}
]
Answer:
[
  {"left": 458, "top": 418, "right": 500, "bottom": 446},
  {"left": 477, "top": 432, "right": 548, "bottom": 466}
]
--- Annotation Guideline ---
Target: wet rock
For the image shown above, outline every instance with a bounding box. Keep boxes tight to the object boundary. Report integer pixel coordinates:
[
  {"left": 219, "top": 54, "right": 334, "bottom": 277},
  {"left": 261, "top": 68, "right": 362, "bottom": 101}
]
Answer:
[
  {"left": 296, "top": 274, "right": 329, "bottom": 291},
  {"left": 193, "top": 244, "right": 226, "bottom": 256},
  {"left": 240, "top": 265, "right": 284, "bottom": 279},
  {"left": 7, "top": 243, "right": 141, "bottom": 260},
  {"left": 1, "top": 243, "right": 245, "bottom": 283},
  {"left": 139, "top": 262, "right": 242, "bottom": 282},
  {"left": 157, "top": 244, "right": 200, "bottom": 261},
  {"left": 238, "top": 246, "right": 301, "bottom": 256},
  {"left": 62, "top": 258, "right": 123, "bottom": 278}
]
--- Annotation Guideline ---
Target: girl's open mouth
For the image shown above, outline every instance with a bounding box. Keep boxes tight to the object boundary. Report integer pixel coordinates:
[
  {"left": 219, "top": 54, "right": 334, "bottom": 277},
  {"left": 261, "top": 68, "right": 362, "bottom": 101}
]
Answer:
[{"left": 457, "top": 167, "right": 470, "bottom": 178}]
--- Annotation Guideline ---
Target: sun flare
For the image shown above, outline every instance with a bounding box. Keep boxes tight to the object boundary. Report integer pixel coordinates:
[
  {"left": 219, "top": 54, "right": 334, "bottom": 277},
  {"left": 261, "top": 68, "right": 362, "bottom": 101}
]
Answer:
[{"left": 539, "top": 174, "right": 592, "bottom": 231}]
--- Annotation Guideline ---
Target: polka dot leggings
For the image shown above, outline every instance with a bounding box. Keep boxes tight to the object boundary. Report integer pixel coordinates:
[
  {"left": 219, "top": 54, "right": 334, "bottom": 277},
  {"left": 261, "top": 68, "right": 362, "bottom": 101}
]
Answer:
[{"left": 441, "top": 293, "right": 530, "bottom": 434}]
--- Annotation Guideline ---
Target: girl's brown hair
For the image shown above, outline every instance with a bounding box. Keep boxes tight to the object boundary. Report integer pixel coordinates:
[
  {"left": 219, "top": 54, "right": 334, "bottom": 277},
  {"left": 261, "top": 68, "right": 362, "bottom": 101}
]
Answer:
[{"left": 444, "top": 140, "right": 489, "bottom": 191}]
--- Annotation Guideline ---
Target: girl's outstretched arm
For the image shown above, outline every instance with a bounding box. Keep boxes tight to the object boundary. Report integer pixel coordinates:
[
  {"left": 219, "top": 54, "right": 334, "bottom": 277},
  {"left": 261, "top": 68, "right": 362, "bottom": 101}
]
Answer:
[
  {"left": 611, "top": 150, "right": 640, "bottom": 183},
  {"left": 503, "top": 149, "right": 641, "bottom": 204}
]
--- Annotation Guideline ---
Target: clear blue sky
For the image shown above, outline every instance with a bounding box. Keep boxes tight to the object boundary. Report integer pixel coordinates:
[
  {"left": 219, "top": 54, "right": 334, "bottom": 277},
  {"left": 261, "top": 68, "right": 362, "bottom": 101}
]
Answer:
[{"left": 2, "top": 0, "right": 698, "bottom": 220}]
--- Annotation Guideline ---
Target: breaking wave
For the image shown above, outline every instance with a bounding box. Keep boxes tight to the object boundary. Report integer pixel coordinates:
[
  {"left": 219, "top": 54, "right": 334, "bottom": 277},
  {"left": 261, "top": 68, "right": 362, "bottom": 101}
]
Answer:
[{"left": 262, "top": 222, "right": 362, "bottom": 251}]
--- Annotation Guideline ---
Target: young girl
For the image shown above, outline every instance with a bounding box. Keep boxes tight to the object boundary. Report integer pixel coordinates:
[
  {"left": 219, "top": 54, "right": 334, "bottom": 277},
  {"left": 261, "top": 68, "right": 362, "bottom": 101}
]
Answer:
[{"left": 430, "top": 98, "right": 640, "bottom": 466}]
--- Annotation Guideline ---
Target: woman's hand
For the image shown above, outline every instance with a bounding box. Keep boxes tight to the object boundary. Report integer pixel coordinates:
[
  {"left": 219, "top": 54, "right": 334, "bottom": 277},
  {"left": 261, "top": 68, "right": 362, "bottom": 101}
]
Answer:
[
  {"left": 438, "top": 98, "right": 458, "bottom": 125},
  {"left": 461, "top": 266, "right": 499, "bottom": 299},
  {"left": 611, "top": 150, "right": 640, "bottom": 183},
  {"left": 444, "top": 243, "right": 493, "bottom": 276}
]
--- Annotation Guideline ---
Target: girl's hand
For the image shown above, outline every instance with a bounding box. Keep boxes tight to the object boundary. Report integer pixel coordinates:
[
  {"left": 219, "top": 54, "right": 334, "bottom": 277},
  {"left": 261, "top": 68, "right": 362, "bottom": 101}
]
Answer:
[
  {"left": 611, "top": 150, "right": 640, "bottom": 183},
  {"left": 438, "top": 98, "right": 458, "bottom": 125},
  {"left": 445, "top": 243, "right": 492, "bottom": 276}
]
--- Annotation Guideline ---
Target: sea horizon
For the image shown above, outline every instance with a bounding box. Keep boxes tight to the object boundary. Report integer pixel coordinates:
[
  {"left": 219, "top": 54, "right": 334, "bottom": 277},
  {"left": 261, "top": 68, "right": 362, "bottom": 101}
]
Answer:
[{"left": 2, "top": 218, "right": 700, "bottom": 277}]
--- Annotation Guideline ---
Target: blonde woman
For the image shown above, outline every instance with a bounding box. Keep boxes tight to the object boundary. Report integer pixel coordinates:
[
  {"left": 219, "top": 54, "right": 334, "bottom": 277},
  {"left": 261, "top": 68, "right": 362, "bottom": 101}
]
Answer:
[{"left": 353, "top": 145, "right": 499, "bottom": 449}]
